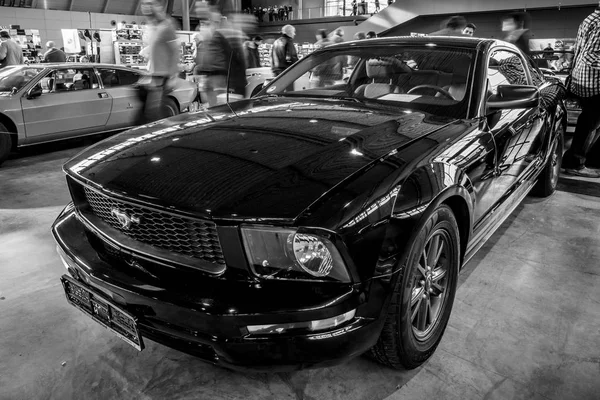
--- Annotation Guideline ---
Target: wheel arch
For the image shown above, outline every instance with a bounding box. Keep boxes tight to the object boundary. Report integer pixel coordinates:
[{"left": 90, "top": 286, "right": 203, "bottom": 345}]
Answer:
[
  {"left": 0, "top": 113, "right": 18, "bottom": 150},
  {"left": 166, "top": 95, "right": 181, "bottom": 113},
  {"left": 370, "top": 162, "right": 474, "bottom": 284}
]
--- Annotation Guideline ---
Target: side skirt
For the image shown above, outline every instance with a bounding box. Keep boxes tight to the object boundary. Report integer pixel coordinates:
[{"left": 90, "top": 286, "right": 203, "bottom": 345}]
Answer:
[{"left": 463, "top": 163, "right": 541, "bottom": 266}]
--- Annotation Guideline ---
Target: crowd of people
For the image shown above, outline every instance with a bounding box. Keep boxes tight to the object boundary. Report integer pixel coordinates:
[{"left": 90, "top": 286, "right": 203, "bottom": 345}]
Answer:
[
  {"left": 350, "top": 0, "right": 394, "bottom": 16},
  {"left": 245, "top": 5, "right": 293, "bottom": 22}
]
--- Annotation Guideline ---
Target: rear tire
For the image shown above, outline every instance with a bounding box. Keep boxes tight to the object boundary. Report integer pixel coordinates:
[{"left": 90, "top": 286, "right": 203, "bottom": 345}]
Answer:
[
  {"left": 0, "top": 123, "right": 12, "bottom": 167},
  {"left": 164, "top": 97, "right": 179, "bottom": 117},
  {"left": 370, "top": 205, "right": 460, "bottom": 369},
  {"left": 532, "top": 124, "right": 564, "bottom": 197}
]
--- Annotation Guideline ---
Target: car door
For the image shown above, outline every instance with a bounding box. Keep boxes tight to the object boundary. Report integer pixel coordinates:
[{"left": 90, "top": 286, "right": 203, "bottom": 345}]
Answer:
[
  {"left": 97, "top": 67, "right": 143, "bottom": 129},
  {"left": 473, "top": 48, "right": 545, "bottom": 221},
  {"left": 20, "top": 67, "right": 112, "bottom": 141}
]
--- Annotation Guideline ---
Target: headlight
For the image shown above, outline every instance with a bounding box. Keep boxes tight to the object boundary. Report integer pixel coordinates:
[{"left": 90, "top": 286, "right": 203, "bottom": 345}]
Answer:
[{"left": 241, "top": 227, "right": 351, "bottom": 282}]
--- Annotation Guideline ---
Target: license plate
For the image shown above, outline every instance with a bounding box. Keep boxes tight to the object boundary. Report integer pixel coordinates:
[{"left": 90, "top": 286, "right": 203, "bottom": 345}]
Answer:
[{"left": 60, "top": 275, "right": 144, "bottom": 351}]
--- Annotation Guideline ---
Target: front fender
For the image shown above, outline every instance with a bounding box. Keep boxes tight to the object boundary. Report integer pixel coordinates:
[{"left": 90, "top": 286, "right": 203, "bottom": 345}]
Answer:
[{"left": 371, "top": 162, "right": 473, "bottom": 282}]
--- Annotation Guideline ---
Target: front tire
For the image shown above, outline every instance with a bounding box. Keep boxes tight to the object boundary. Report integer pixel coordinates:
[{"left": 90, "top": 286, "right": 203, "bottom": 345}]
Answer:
[
  {"left": 0, "top": 123, "right": 12, "bottom": 167},
  {"left": 370, "top": 205, "right": 460, "bottom": 369},
  {"left": 532, "top": 124, "right": 564, "bottom": 197},
  {"left": 163, "top": 97, "right": 179, "bottom": 117}
]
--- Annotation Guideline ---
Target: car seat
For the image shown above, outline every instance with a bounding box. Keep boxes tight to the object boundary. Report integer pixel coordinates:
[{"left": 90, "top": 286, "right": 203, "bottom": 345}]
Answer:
[
  {"left": 354, "top": 58, "right": 404, "bottom": 99},
  {"left": 444, "top": 57, "right": 471, "bottom": 100},
  {"left": 72, "top": 74, "right": 90, "bottom": 90}
]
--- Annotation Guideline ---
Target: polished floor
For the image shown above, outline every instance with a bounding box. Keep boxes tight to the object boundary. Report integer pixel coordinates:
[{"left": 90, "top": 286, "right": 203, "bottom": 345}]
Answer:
[{"left": 1, "top": 142, "right": 599, "bottom": 400}]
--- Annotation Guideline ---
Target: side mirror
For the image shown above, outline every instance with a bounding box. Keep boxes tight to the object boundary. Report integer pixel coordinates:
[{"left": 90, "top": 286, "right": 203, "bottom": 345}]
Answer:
[
  {"left": 27, "top": 85, "right": 43, "bottom": 99},
  {"left": 487, "top": 85, "right": 539, "bottom": 111}
]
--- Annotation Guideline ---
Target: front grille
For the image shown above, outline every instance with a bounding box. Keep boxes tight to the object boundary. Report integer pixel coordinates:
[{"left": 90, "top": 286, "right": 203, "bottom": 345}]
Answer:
[{"left": 83, "top": 187, "right": 225, "bottom": 265}]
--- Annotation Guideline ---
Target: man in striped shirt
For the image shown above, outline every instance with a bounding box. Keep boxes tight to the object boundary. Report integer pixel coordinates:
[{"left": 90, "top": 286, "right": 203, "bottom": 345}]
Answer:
[{"left": 563, "top": 4, "right": 600, "bottom": 177}]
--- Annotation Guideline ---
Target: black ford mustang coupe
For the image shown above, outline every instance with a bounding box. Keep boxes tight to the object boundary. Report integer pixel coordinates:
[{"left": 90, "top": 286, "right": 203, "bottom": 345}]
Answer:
[{"left": 53, "top": 37, "right": 566, "bottom": 371}]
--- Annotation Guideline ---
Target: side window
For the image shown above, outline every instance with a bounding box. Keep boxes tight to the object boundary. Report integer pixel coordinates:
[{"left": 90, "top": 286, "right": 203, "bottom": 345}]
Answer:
[
  {"left": 98, "top": 68, "right": 140, "bottom": 88},
  {"left": 98, "top": 69, "right": 118, "bottom": 88},
  {"left": 488, "top": 50, "right": 529, "bottom": 95},
  {"left": 40, "top": 69, "right": 99, "bottom": 93},
  {"left": 525, "top": 56, "right": 544, "bottom": 86},
  {"left": 117, "top": 69, "right": 140, "bottom": 86}
]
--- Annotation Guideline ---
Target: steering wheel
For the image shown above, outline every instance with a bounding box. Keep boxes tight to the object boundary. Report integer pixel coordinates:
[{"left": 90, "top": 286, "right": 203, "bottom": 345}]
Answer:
[{"left": 407, "top": 84, "right": 454, "bottom": 100}]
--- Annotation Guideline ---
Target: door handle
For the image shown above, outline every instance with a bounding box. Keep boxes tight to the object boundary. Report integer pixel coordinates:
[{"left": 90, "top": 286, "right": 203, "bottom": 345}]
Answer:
[{"left": 98, "top": 92, "right": 109, "bottom": 98}]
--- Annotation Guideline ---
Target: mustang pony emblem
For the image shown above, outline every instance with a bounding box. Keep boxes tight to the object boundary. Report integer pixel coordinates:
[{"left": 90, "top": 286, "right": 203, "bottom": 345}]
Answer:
[{"left": 111, "top": 209, "right": 140, "bottom": 229}]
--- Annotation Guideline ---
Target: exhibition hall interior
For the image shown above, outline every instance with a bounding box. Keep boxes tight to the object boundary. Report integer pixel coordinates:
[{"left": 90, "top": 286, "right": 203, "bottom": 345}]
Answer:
[{"left": 1, "top": 0, "right": 600, "bottom": 399}]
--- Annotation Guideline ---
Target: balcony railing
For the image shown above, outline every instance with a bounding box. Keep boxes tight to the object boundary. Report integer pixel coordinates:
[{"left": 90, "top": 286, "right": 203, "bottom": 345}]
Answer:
[{"left": 250, "top": 1, "right": 391, "bottom": 22}]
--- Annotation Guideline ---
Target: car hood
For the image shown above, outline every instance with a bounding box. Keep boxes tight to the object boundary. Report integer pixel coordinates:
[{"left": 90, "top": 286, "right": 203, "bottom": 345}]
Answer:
[{"left": 65, "top": 98, "right": 455, "bottom": 222}]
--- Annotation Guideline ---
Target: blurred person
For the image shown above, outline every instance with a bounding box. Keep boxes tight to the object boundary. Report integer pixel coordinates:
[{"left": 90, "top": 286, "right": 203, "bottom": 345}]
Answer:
[
  {"left": 0, "top": 30, "right": 24, "bottom": 69},
  {"left": 244, "top": 35, "right": 263, "bottom": 68},
  {"left": 430, "top": 16, "right": 467, "bottom": 36},
  {"left": 315, "top": 29, "right": 331, "bottom": 49},
  {"left": 136, "top": 0, "right": 179, "bottom": 124},
  {"left": 501, "top": 12, "right": 532, "bottom": 56},
  {"left": 196, "top": 13, "right": 248, "bottom": 106},
  {"left": 354, "top": 31, "right": 366, "bottom": 40},
  {"left": 366, "top": 31, "right": 377, "bottom": 39},
  {"left": 42, "top": 41, "right": 67, "bottom": 63},
  {"left": 311, "top": 30, "right": 343, "bottom": 88},
  {"left": 348, "top": 32, "right": 366, "bottom": 69},
  {"left": 288, "top": 5, "right": 293, "bottom": 20},
  {"left": 271, "top": 24, "right": 298, "bottom": 76},
  {"left": 332, "top": 28, "right": 344, "bottom": 43},
  {"left": 374, "top": 0, "right": 380, "bottom": 12},
  {"left": 191, "top": 33, "right": 205, "bottom": 76},
  {"left": 463, "top": 23, "right": 476, "bottom": 37},
  {"left": 562, "top": 3, "right": 600, "bottom": 177},
  {"left": 352, "top": 0, "right": 357, "bottom": 16}
]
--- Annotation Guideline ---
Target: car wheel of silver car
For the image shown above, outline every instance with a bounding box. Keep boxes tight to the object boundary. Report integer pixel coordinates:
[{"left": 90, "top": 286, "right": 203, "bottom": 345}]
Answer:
[
  {"left": 370, "top": 204, "right": 460, "bottom": 369},
  {"left": 0, "top": 122, "right": 12, "bottom": 167},
  {"left": 532, "top": 124, "right": 564, "bottom": 198},
  {"left": 164, "top": 97, "right": 179, "bottom": 117}
]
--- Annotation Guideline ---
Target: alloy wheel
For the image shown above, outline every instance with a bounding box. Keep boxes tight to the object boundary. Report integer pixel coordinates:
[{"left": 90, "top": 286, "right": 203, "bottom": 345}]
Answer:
[{"left": 410, "top": 229, "right": 451, "bottom": 341}]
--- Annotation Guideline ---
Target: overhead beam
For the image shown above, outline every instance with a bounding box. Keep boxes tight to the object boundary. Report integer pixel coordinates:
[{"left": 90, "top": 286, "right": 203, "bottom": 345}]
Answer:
[
  {"left": 189, "top": 0, "right": 197, "bottom": 13},
  {"left": 102, "top": 0, "right": 111, "bottom": 13}
]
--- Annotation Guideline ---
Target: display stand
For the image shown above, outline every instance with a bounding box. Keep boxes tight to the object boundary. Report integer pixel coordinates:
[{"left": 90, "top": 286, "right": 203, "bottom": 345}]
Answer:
[{"left": 0, "top": 25, "right": 41, "bottom": 63}]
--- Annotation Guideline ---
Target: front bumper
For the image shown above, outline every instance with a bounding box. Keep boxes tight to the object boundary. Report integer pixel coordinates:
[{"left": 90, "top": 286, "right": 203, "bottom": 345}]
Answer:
[{"left": 52, "top": 208, "right": 386, "bottom": 371}]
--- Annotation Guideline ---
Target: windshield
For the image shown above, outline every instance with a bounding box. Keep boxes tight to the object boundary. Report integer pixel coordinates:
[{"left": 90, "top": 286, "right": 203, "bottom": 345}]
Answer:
[
  {"left": 263, "top": 45, "right": 475, "bottom": 119},
  {"left": 0, "top": 67, "right": 43, "bottom": 92}
]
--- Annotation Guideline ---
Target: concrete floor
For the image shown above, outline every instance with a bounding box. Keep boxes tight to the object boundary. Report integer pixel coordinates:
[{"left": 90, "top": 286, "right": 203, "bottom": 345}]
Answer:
[{"left": 1, "top": 140, "right": 599, "bottom": 400}]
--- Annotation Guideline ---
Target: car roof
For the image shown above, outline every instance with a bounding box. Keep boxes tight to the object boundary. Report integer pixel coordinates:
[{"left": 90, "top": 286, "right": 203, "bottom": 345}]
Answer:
[
  {"left": 319, "top": 36, "right": 528, "bottom": 55},
  {"left": 26, "top": 63, "right": 140, "bottom": 69},
  {"left": 326, "top": 36, "right": 493, "bottom": 48}
]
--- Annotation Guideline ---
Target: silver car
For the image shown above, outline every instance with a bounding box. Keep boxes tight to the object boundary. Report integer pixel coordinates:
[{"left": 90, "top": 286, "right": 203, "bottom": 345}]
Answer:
[{"left": 0, "top": 63, "right": 197, "bottom": 165}]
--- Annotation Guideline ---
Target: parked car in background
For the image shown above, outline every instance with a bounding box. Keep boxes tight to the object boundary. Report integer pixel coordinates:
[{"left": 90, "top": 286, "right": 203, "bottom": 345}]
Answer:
[
  {"left": 531, "top": 48, "right": 581, "bottom": 130},
  {"left": 53, "top": 37, "right": 566, "bottom": 371},
  {"left": 0, "top": 63, "right": 198, "bottom": 165},
  {"left": 246, "top": 66, "right": 274, "bottom": 98}
]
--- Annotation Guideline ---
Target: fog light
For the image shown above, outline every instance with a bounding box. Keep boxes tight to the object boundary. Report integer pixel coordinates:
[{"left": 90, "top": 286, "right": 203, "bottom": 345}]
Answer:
[{"left": 246, "top": 309, "right": 355, "bottom": 335}]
